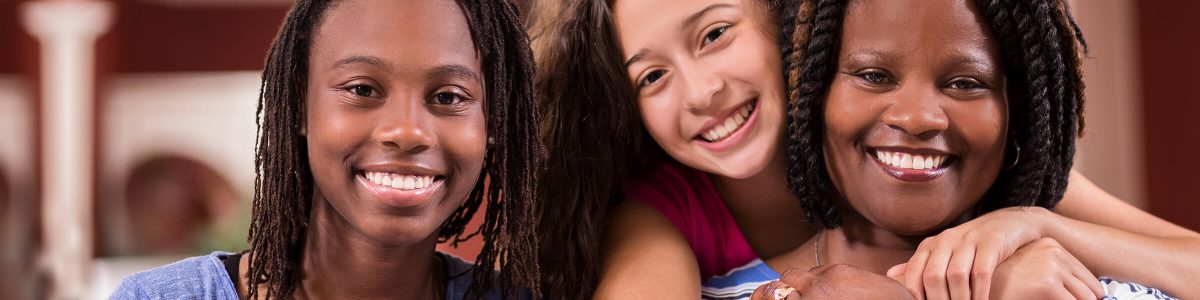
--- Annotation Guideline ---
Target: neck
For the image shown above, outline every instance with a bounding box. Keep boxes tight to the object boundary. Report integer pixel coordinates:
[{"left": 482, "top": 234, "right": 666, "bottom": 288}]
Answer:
[
  {"left": 820, "top": 212, "right": 926, "bottom": 274},
  {"left": 296, "top": 194, "right": 444, "bottom": 300},
  {"left": 710, "top": 147, "right": 815, "bottom": 258}
]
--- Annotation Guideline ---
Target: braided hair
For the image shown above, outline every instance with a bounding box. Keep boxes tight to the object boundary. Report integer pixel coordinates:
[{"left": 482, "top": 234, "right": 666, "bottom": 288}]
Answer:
[
  {"left": 248, "top": 0, "right": 543, "bottom": 298},
  {"left": 529, "top": 0, "right": 799, "bottom": 297},
  {"left": 783, "top": 0, "right": 1088, "bottom": 229}
]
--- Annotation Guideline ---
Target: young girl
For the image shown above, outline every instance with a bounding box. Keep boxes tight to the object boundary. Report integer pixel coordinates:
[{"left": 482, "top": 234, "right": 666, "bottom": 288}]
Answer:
[
  {"left": 111, "top": 0, "right": 541, "bottom": 299},
  {"left": 712, "top": 0, "right": 1183, "bottom": 298},
  {"left": 529, "top": 0, "right": 1200, "bottom": 298}
]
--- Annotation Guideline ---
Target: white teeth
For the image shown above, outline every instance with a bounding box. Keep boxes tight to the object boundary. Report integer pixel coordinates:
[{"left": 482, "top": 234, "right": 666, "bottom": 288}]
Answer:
[
  {"left": 701, "top": 102, "right": 755, "bottom": 142},
  {"left": 363, "top": 171, "right": 436, "bottom": 190},
  {"left": 873, "top": 150, "right": 949, "bottom": 170}
]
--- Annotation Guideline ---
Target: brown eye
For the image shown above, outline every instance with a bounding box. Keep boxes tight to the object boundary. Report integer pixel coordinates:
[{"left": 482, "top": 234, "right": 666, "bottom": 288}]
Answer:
[
  {"left": 639, "top": 69, "right": 666, "bottom": 88},
  {"left": 349, "top": 85, "right": 376, "bottom": 97},
  {"left": 860, "top": 71, "right": 891, "bottom": 84},
  {"left": 434, "top": 92, "right": 461, "bottom": 105},
  {"left": 947, "top": 78, "right": 983, "bottom": 90},
  {"left": 702, "top": 25, "right": 728, "bottom": 46}
]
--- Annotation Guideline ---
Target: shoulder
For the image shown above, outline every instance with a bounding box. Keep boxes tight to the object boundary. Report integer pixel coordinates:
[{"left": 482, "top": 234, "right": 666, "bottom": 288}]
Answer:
[
  {"left": 441, "top": 252, "right": 531, "bottom": 300},
  {"left": 109, "top": 252, "right": 239, "bottom": 300}
]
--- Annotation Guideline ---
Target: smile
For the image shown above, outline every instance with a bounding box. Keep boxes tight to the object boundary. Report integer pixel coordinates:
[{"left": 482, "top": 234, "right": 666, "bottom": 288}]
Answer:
[
  {"left": 870, "top": 148, "right": 955, "bottom": 181},
  {"left": 873, "top": 150, "right": 950, "bottom": 170},
  {"left": 363, "top": 171, "right": 438, "bottom": 191},
  {"left": 699, "top": 100, "right": 756, "bottom": 143}
]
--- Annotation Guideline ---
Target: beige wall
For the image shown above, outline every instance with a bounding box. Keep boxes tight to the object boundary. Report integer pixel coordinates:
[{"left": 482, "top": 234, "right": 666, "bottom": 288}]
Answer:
[{"left": 1069, "top": 0, "right": 1145, "bottom": 207}]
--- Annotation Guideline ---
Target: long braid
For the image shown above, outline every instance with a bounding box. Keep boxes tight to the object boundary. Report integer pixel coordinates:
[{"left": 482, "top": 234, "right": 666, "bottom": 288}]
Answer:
[
  {"left": 248, "top": 1, "right": 331, "bottom": 298},
  {"left": 786, "top": 0, "right": 845, "bottom": 228},
  {"left": 441, "top": 1, "right": 544, "bottom": 299},
  {"left": 972, "top": 0, "right": 1086, "bottom": 209}
]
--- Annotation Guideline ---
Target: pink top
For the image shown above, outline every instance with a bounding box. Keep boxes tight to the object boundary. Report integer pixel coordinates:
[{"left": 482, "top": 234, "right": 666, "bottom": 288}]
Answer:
[{"left": 625, "top": 160, "right": 757, "bottom": 279}]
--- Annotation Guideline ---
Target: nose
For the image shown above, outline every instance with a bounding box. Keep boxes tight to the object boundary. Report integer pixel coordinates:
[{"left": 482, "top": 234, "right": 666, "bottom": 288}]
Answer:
[
  {"left": 881, "top": 84, "right": 949, "bottom": 138},
  {"left": 374, "top": 97, "right": 435, "bottom": 154},
  {"left": 679, "top": 63, "right": 726, "bottom": 113}
]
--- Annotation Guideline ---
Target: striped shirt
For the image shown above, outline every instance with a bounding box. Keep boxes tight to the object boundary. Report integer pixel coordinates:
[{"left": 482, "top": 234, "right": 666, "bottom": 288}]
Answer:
[{"left": 700, "top": 259, "right": 1176, "bottom": 300}]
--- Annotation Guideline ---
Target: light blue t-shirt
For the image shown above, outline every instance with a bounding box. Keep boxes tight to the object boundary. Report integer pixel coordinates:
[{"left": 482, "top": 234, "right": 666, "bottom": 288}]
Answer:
[
  {"left": 110, "top": 251, "right": 522, "bottom": 300},
  {"left": 700, "top": 259, "right": 1177, "bottom": 300}
]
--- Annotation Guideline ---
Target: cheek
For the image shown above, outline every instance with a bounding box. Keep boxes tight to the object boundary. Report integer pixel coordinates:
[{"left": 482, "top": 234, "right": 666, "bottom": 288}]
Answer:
[
  {"left": 955, "top": 99, "right": 1007, "bottom": 167},
  {"left": 639, "top": 95, "right": 684, "bottom": 144}
]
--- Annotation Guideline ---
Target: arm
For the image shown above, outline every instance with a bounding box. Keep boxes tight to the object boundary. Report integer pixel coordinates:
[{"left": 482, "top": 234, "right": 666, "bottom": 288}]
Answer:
[
  {"left": 1045, "top": 169, "right": 1200, "bottom": 298},
  {"left": 895, "top": 170, "right": 1200, "bottom": 299},
  {"left": 594, "top": 199, "right": 701, "bottom": 299}
]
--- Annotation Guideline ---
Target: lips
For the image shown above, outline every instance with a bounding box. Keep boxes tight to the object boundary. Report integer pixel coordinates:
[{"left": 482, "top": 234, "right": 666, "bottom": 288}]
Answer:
[
  {"left": 869, "top": 148, "right": 955, "bottom": 181},
  {"left": 355, "top": 165, "right": 445, "bottom": 208},
  {"left": 699, "top": 101, "right": 755, "bottom": 142},
  {"left": 694, "top": 99, "right": 760, "bottom": 153}
]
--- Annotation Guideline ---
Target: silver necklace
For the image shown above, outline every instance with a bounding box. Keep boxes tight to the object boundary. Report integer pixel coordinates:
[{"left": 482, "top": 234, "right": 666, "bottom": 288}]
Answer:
[{"left": 814, "top": 230, "right": 824, "bottom": 267}]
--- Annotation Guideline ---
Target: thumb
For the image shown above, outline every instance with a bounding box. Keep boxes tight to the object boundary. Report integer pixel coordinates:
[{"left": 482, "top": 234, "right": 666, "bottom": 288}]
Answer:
[{"left": 886, "top": 263, "right": 907, "bottom": 280}]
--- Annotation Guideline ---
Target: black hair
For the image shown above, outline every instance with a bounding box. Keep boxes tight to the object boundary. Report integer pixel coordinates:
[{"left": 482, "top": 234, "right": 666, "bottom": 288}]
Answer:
[
  {"left": 248, "top": 0, "right": 543, "bottom": 298},
  {"left": 783, "top": 0, "right": 1088, "bottom": 229}
]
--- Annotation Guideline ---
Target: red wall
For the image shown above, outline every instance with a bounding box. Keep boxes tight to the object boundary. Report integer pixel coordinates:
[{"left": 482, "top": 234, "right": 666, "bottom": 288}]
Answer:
[{"left": 1138, "top": 2, "right": 1200, "bottom": 231}]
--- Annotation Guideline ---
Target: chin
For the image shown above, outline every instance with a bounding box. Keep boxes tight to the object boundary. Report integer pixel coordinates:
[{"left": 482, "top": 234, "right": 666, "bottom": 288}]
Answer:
[
  {"left": 711, "top": 142, "right": 778, "bottom": 179},
  {"left": 869, "top": 213, "right": 955, "bottom": 236},
  {"left": 358, "top": 216, "right": 442, "bottom": 245}
]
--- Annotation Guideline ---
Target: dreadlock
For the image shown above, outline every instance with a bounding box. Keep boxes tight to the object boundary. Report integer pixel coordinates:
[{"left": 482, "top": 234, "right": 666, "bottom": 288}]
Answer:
[
  {"left": 529, "top": 0, "right": 797, "bottom": 297},
  {"left": 248, "top": 0, "right": 543, "bottom": 299},
  {"left": 783, "top": 0, "right": 1088, "bottom": 228}
]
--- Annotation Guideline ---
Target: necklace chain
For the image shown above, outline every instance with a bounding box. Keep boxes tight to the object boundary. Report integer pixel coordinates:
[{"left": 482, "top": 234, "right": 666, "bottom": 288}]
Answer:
[{"left": 814, "top": 230, "right": 823, "bottom": 267}]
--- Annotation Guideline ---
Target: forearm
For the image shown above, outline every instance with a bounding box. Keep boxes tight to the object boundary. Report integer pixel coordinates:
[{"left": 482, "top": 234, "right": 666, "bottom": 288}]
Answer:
[{"left": 1042, "top": 211, "right": 1200, "bottom": 298}]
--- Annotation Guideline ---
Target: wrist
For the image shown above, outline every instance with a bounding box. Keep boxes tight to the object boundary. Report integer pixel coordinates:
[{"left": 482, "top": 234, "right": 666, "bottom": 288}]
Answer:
[{"left": 1031, "top": 206, "right": 1066, "bottom": 240}]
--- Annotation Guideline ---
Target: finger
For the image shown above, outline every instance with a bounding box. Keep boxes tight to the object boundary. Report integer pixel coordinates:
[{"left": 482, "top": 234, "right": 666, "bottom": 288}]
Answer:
[
  {"left": 969, "top": 240, "right": 1004, "bottom": 300},
  {"left": 1052, "top": 286, "right": 1077, "bottom": 300},
  {"left": 945, "top": 244, "right": 975, "bottom": 300},
  {"left": 778, "top": 268, "right": 817, "bottom": 290},
  {"left": 922, "top": 242, "right": 954, "bottom": 300},
  {"left": 1061, "top": 249, "right": 1102, "bottom": 299},
  {"left": 751, "top": 280, "right": 789, "bottom": 300},
  {"left": 905, "top": 243, "right": 933, "bottom": 300},
  {"left": 1063, "top": 276, "right": 1099, "bottom": 300},
  {"left": 888, "top": 263, "right": 907, "bottom": 280}
]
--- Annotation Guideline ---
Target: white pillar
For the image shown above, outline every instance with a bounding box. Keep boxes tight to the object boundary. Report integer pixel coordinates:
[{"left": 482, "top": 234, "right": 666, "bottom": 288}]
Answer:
[{"left": 20, "top": 0, "right": 114, "bottom": 298}]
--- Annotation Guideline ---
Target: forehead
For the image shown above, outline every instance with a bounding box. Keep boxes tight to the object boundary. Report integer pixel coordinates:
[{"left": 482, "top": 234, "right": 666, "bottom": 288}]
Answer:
[
  {"left": 612, "top": 0, "right": 743, "bottom": 52},
  {"left": 842, "top": 0, "right": 996, "bottom": 58},
  {"left": 310, "top": 0, "right": 479, "bottom": 73}
]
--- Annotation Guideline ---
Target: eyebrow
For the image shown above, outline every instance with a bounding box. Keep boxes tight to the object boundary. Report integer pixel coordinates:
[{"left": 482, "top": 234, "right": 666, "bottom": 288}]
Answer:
[
  {"left": 624, "top": 3, "right": 735, "bottom": 68},
  {"left": 683, "top": 3, "right": 734, "bottom": 31},
  {"left": 624, "top": 49, "right": 647, "bottom": 68},
  {"left": 428, "top": 64, "right": 481, "bottom": 83},
  {"left": 332, "top": 55, "right": 393, "bottom": 71}
]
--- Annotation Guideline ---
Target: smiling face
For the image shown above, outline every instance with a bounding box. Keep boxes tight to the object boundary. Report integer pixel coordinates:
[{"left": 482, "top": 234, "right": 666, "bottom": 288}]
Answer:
[
  {"left": 823, "top": 0, "right": 1008, "bottom": 235},
  {"left": 304, "top": 0, "right": 486, "bottom": 245},
  {"left": 613, "top": 0, "right": 787, "bottom": 179}
]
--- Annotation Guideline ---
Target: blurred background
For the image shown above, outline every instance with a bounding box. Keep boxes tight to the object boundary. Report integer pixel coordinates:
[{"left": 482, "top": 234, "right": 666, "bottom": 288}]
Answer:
[{"left": 0, "top": 0, "right": 1196, "bottom": 299}]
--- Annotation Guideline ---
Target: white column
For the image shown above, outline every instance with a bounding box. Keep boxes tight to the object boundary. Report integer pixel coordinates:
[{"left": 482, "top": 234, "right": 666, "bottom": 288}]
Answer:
[{"left": 20, "top": 0, "right": 114, "bottom": 298}]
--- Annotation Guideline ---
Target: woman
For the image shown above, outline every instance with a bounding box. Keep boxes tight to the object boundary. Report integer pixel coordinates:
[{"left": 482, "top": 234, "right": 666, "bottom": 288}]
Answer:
[
  {"left": 111, "top": 0, "right": 541, "bottom": 299},
  {"left": 529, "top": 0, "right": 1200, "bottom": 298},
  {"left": 712, "top": 0, "right": 1181, "bottom": 298}
]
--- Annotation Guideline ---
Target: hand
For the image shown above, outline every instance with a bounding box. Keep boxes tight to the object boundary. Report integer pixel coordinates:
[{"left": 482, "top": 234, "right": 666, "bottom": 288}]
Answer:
[
  {"left": 887, "top": 206, "right": 1058, "bottom": 300},
  {"left": 990, "top": 237, "right": 1102, "bottom": 299},
  {"left": 751, "top": 264, "right": 914, "bottom": 300}
]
